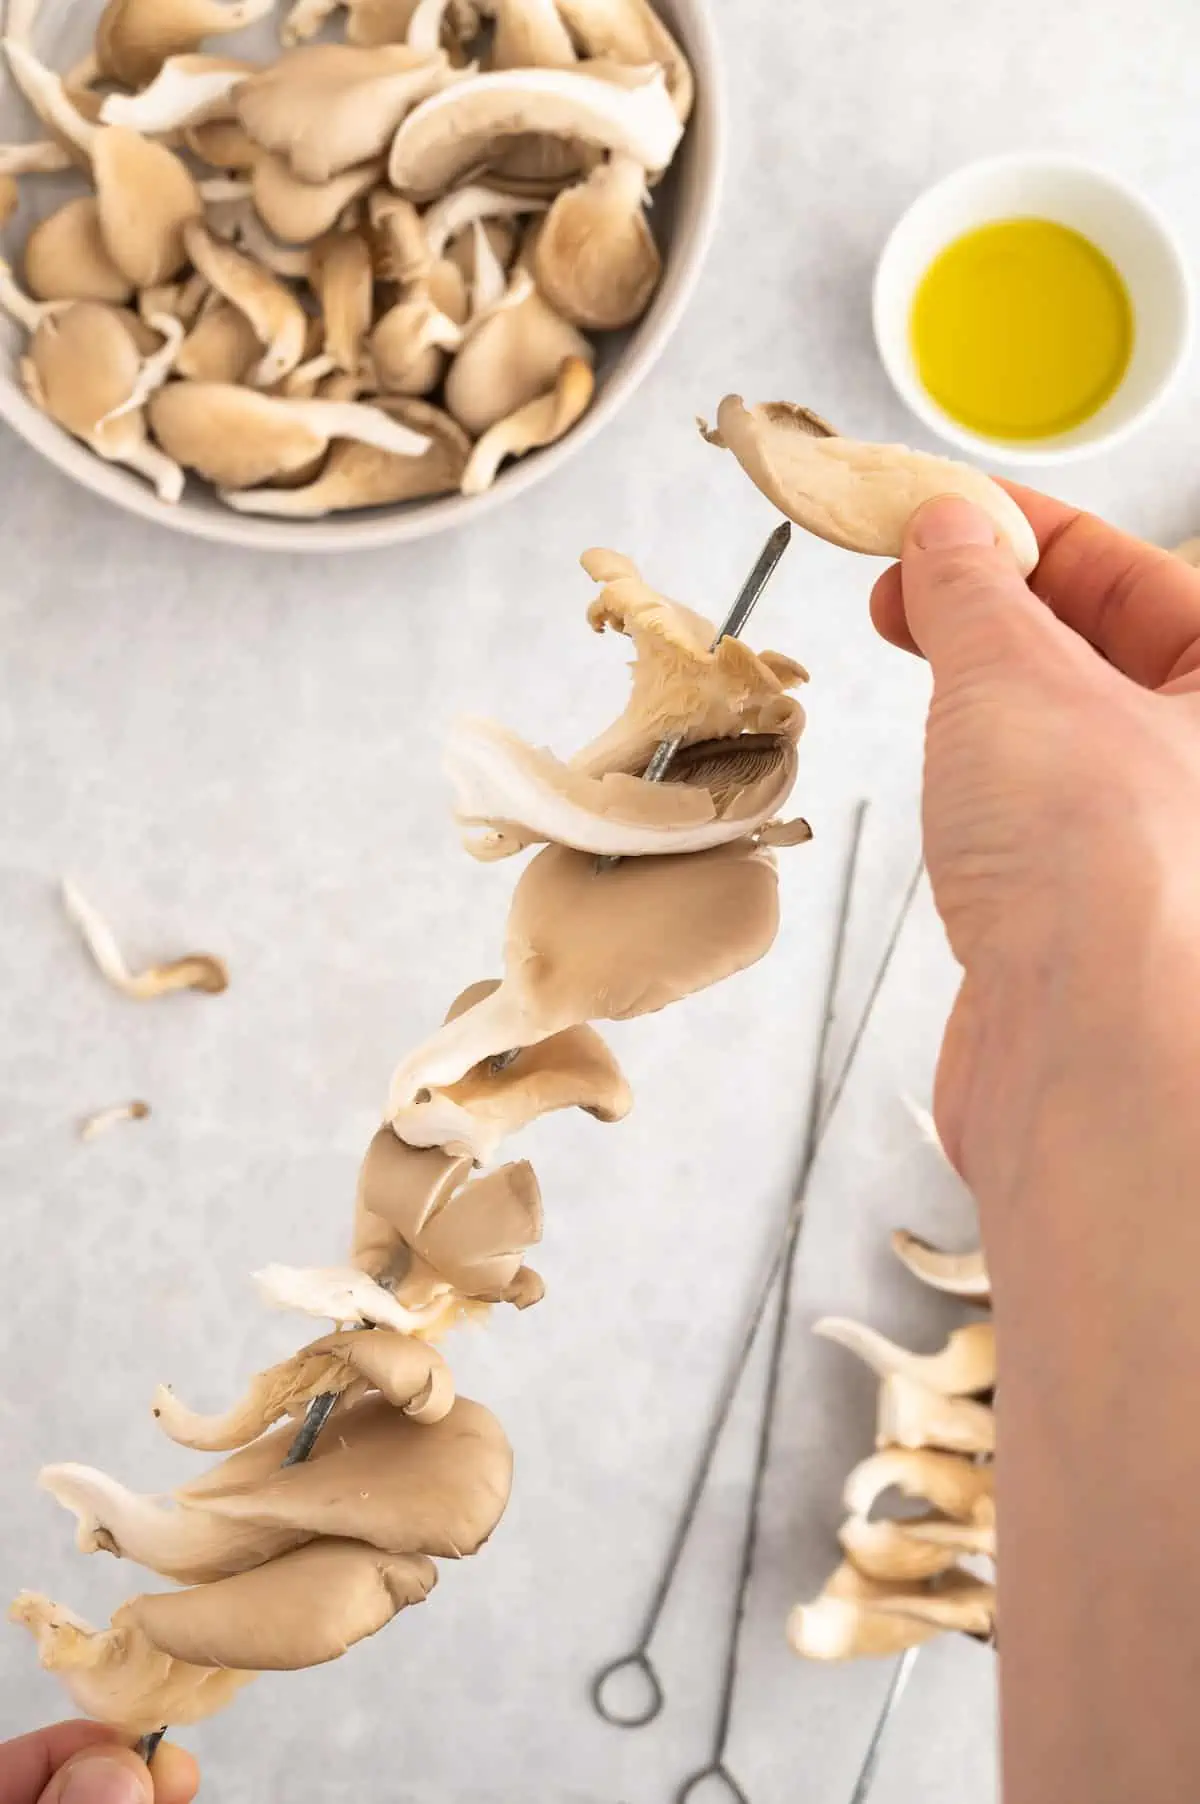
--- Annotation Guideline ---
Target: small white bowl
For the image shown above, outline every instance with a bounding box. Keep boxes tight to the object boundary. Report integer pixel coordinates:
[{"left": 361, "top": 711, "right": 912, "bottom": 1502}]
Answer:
[
  {"left": 873, "top": 153, "right": 1192, "bottom": 465},
  {"left": 0, "top": 0, "right": 723, "bottom": 552}
]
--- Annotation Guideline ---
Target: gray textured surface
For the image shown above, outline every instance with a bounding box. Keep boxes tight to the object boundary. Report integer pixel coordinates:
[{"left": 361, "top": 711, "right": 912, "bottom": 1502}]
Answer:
[{"left": 1, "top": 0, "right": 1197, "bottom": 1799}]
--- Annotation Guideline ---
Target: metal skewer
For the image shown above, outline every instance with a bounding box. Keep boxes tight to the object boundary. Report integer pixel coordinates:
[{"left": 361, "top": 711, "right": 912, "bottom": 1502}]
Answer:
[
  {"left": 845, "top": 1646, "right": 920, "bottom": 1804},
  {"left": 590, "top": 846, "right": 925, "bottom": 1740}
]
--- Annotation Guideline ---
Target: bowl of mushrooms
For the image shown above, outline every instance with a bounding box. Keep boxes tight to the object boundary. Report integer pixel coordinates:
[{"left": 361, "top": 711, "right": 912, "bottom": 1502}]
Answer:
[{"left": 0, "top": 0, "right": 720, "bottom": 550}]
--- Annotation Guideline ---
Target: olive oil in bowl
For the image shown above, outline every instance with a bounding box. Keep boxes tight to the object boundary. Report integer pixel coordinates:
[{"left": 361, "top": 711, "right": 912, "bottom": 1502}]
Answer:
[{"left": 910, "top": 218, "right": 1133, "bottom": 443}]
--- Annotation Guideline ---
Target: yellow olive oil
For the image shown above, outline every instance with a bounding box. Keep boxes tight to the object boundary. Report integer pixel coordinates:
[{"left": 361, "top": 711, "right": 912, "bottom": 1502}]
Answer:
[{"left": 910, "top": 218, "right": 1133, "bottom": 440}]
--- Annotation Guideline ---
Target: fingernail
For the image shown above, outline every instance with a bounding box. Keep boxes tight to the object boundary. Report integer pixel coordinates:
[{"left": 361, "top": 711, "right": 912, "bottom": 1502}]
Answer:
[
  {"left": 61, "top": 1757, "right": 147, "bottom": 1804},
  {"left": 910, "top": 496, "right": 998, "bottom": 551}
]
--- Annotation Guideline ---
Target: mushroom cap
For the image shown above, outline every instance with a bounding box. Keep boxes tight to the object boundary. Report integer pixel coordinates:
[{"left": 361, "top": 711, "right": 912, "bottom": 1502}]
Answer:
[
  {"left": 237, "top": 43, "right": 453, "bottom": 183},
  {"left": 816, "top": 1317, "right": 996, "bottom": 1398},
  {"left": 572, "top": 548, "right": 808, "bottom": 777},
  {"left": 125, "top": 1538, "right": 438, "bottom": 1670},
  {"left": 251, "top": 152, "right": 383, "bottom": 244},
  {"left": 554, "top": 0, "right": 693, "bottom": 122},
  {"left": 357, "top": 1128, "right": 475, "bottom": 1242},
  {"left": 701, "top": 397, "right": 1040, "bottom": 576},
  {"left": 28, "top": 302, "right": 142, "bottom": 441},
  {"left": 838, "top": 1514, "right": 968, "bottom": 1584},
  {"left": 877, "top": 1372, "right": 996, "bottom": 1457},
  {"left": 444, "top": 278, "right": 591, "bottom": 436},
  {"left": 787, "top": 1564, "right": 943, "bottom": 1662},
  {"left": 388, "top": 838, "right": 780, "bottom": 1103},
  {"left": 23, "top": 196, "right": 133, "bottom": 304},
  {"left": 175, "top": 298, "right": 262, "bottom": 382},
  {"left": 98, "top": 54, "right": 256, "bottom": 134},
  {"left": 389, "top": 978, "right": 632, "bottom": 1161},
  {"left": 310, "top": 227, "right": 374, "bottom": 372},
  {"left": 458, "top": 351, "right": 594, "bottom": 492},
  {"left": 446, "top": 717, "right": 800, "bottom": 860},
  {"left": 223, "top": 399, "right": 471, "bottom": 515},
  {"left": 533, "top": 153, "right": 660, "bottom": 331},
  {"left": 95, "top": 0, "right": 275, "bottom": 86},
  {"left": 890, "top": 1229, "right": 991, "bottom": 1300},
  {"left": 843, "top": 1446, "right": 995, "bottom": 1525},
  {"left": 149, "top": 381, "right": 326, "bottom": 486},
  {"left": 184, "top": 117, "right": 261, "bottom": 168},
  {"left": 93, "top": 128, "right": 202, "bottom": 287},
  {"left": 182, "top": 218, "right": 308, "bottom": 385},
  {"left": 387, "top": 63, "right": 683, "bottom": 199},
  {"left": 181, "top": 1393, "right": 513, "bottom": 1560}
]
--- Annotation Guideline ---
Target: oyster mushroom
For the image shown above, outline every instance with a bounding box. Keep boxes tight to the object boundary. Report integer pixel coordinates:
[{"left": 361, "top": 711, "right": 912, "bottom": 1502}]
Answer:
[
  {"left": 842, "top": 1446, "right": 994, "bottom": 1525},
  {"left": 891, "top": 1229, "right": 991, "bottom": 1300},
  {"left": 184, "top": 116, "right": 259, "bottom": 169},
  {"left": 816, "top": 1317, "right": 996, "bottom": 1398},
  {"left": 97, "top": 53, "right": 255, "bottom": 134},
  {"left": 93, "top": 0, "right": 275, "bottom": 88},
  {"left": 388, "top": 979, "right": 632, "bottom": 1160},
  {"left": 387, "top": 64, "right": 683, "bottom": 199},
  {"left": 4, "top": 44, "right": 202, "bottom": 285},
  {"left": 182, "top": 218, "right": 307, "bottom": 384},
  {"left": 444, "top": 270, "right": 591, "bottom": 435},
  {"left": 236, "top": 44, "right": 454, "bottom": 183},
  {"left": 11, "top": 1592, "right": 253, "bottom": 1736},
  {"left": 788, "top": 1562, "right": 994, "bottom": 1660},
  {"left": 877, "top": 1372, "right": 995, "bottom": 1457},
  {"left": 232, "top": 204, "right": 311, "bottom": 276},
  {"left": 460, "top": 351, "right": 593, "bottom": 491},
  {"left": 122, "top": 1538, "right": 438, "bottom": 1670},
  {"left": 534, "top": 151, "right": 658, "bottom": 329},
  {"left": 0, "top": 139, "right": 71, "bottom": 174},
  {"left": 701, "top": 397, "right": 1040, "bottom": 577},
  {"left": 422, "top": 182, "right": 543, "bottom": 260},
  {"left": 148, "top": 380, "right": 431, "bottom": 487},
  {"left": 251, "top": 151, "right": 383, "bottom": 244},
  {"left": 22, "top": 196, "right": 132, "bottom": 303},
  {"left": 388, "top": 837, "right": 781, "bottom": 1106},
  {"left": 838, "top": 1515, "right": 972, "bottom": 1584},
  {"left": 175, "top": 297, "right": 260, "bottom": 381},
  {"left": 370, "top": 291, "right": 463, "bottom": 392},
  {"left": 308, "top": 228, "right": 374, "bottom": 373},
  {"left": 367, "top": 188, "right": 432, "bottom": 285},
  {"left": 554, "top": 0, "right": 693, "bottom": 122},
  {"left": 572, "top": 549, "right": 808, "bottom": 777},
  {"left": 255, "top": 1261, "right": 451, "bottom": 1334},
  {"left": 445, "top": 717, "right": 801, "bottom": 859},
  {"left": 223, "top": 396, "right": 470, "bottom": 514},
  {"left": 21, "top": 303, "right": 184, "bottom": 500},
  {"left": 152, "top": 1327, "right": 454, "bottom": 1450}
]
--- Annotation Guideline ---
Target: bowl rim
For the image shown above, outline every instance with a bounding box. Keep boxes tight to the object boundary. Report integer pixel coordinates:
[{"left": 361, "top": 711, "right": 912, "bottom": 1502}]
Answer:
[
  {"left": 871, "top": 150, "right": 1194, "bottom": 468},
  {"left": 0, "top": 0, "right": 726, "bottom": 552}
]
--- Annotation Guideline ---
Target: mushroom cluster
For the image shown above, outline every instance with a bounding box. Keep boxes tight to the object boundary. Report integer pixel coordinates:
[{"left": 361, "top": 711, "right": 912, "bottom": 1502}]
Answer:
[
  {"left": 789, "top": 1226, "right": 995, "bottom": 1662},
  {"left": 0, "top": 0, "right": 692, "bottom": 511},
  {"left": 12, "top": 547, "right": 811, "bottom": 1736}
]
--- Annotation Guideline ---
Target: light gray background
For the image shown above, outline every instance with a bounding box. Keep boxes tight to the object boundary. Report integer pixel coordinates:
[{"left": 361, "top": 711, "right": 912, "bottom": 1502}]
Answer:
[{"left": 1, "top": 2, "right": 1196, "bottom": 1799}]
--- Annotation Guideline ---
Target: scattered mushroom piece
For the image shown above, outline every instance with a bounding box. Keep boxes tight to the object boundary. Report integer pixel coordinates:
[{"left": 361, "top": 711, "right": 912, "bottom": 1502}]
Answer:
[
  {"left": 182, "top": 218, "right": 307, "bottom": 385},
  {"left": 877, "top": 1372, "right": 995, "bottom": 1457},
  {"left": 555, "top": 0, "right": 693, "bottom": 122},
  {"left": 388, "top": 837, "right": 781, "bottom": 1105},
  {"left": 843, "top": 1446, "right": 994, "bottom": 1525},
  {"left": 701, "top": 397, "right": 1040, "bottom": 576},
  {"left": 460, "top": 351, "right": 593, "bottom": 491},
  {"left": 533, "top": 151, "right": 659, "bottom": 329},
  {"left": 79, "top": 1100, "right": 151, "bottom": 1141},
  {"left": 387, "top": 64, "right": 683, "bottom": 199},
  {"left": 891, "top": 1229, "right": 991, "bottom": 1301},
  {"left": 309, "top": 227, "right": 374, "bottom": 372},
  {"left": 93, "top": 0, "right": 276, "bottom": 88},
  {"left": 445, "top": 718, "right": 801, "bottom": 859},
  {"left": 223, "top": 395, "right": 470, "bottom": 514},
  {"left": 97, "top": 54, "right": 256, "bottom": 134},
  {"left": 251, "top": 151, "right": 383, "bottom": 244},
  {"left": 236, "top": 44, "right": 455, "bottom": 183},
  {"left": 388, "top": 980, "right": 632, "bottom": 1162},
  {"left": 175, "top": 297, "right": 261, "bottom": 382},
  {"left": 148, "top": 381, "right": 430, "bottom": 489},
  {"left": 445, "top": 272, "right": 591, "bottom": 434},
  {"left": 816, "top": 1317, "right": 996, "bottom": 1398},
  {"left": 61, "top": 878, "right": 227, "bottom": 998},
  {"left": 23, "top": 196, "right": 133, "bottom": 304},
  {"left": 0, "top": 139, "right": 71, "bottom": 174},
  {"left": 10, "top": 1592, "right": 254, "bottom": 1737},
  {"left": 572, "top": 549, "right": 807, "bottom": 777},
  {"left": 152, "top": 1327, "right": 454, "bottom": 1450}
]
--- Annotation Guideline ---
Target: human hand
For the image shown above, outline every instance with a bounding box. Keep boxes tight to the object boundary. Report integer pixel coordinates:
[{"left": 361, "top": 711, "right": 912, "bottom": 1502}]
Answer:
[
  {"left": 0, "top": 1723, "right": 199, "bottom": 1804},
  {"left": 870, "top": 487, "right": 1200, "bottom": 1215}
]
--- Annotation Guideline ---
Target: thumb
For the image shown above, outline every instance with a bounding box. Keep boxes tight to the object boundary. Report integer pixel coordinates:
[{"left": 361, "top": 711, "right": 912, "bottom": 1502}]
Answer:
[
  {"left": 901, "top": 495, "right": 1061, "bottom": 687},
  {"left": 38, "top": 1747, "right": 151, "bottom": 1804}
]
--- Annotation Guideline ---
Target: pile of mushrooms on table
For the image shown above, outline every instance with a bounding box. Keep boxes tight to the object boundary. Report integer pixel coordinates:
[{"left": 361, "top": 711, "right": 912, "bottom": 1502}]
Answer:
[
  {"left": 0, "top": 0, "right": 692, "bottom": 511},
  {"left": 11, "top": 545, "right": 814, "bottom": 1736}
]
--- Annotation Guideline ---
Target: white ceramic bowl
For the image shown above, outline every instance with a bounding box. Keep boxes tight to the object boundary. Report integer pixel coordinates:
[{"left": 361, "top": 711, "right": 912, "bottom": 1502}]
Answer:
[
  {"left": 0, "top": 0, "right": 723, "bottom": 551},
  {"left": 873, "top": 153, "right": 1192, "bottom": 466}
]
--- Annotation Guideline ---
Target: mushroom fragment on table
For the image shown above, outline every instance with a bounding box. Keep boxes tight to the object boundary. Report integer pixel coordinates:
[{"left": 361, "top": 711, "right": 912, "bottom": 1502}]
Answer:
[
  {"left": 792, "top": 1222, "right": 996, "bottom": 1662},
  {"left": 14, "top": 547, "right": 810, "bottom": 1739},
  {"left": 0, "top": 0, "right": 695, "bottom": 508}
]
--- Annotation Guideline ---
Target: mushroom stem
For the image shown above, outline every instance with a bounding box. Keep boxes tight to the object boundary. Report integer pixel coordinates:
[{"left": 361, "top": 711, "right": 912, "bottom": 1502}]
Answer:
[
  {"left": 99, "top": 58, "right": 252, "bottom": 135},
  {"left": 2, "top": 40, "right": 98, "bottom": 156},
  {"left": 815, "top": 1317, "right": 996, "bottom": 1398},
  {"left": 406, "top": 0, "right": 450, "bottom": 53},
  {"left": 97, "top": 313, "right": 185, "bottom": 425},
  {"left": 103, "top": 435, "right": 186, "bottom": 502},
  {"left": 286, "top": 397, "right": 432, "bottom": 457},
  {"left": 0, "top": 253, "right": 53, "bottom": 329},
  {"left": 0, "top": 137, "right": 71, "bottom": 173},
  {"left": 39, "top": 1464, "right": 285, "bottom": 1585}
]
